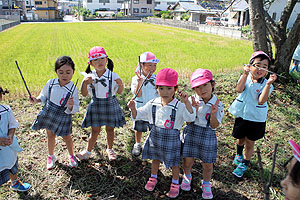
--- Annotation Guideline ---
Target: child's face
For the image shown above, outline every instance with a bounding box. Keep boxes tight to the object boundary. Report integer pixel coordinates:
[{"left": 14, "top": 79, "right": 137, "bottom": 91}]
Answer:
[
  {"left": 193, "top": 81, "right": 214, "bottom": 103},
  {"left": 56, "top": 64, "right": 74, "bottom": 86},
  {"left": 250, "top": 58, "right": 269, "bottom": 80},
  {"left": 91, "top": 57, "right": 107, "bottom": 71},
  {"left": 281, "top": 158, "right": 300, "bottom": 200},
  {"left": 142, "top": 62, "right": 156, "bottom": 77},
  {"left": 157, "top": 86, "right": 176, "bottom": 103}
]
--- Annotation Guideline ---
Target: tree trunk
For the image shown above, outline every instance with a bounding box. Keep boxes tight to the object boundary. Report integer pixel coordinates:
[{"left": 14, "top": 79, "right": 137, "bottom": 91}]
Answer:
[{"left": 248, "top": 0, "right": 268, "bottom": 53}]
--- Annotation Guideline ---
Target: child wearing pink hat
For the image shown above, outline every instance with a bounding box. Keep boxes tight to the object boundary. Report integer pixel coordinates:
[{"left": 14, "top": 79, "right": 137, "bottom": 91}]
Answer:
[
  {"left": 77, "top": 46, "right": 126, "bottom": 161},
  {"left": 281, "top": 140, "right": 300, "bottom": 200},
  {"left": 128, "top": 68, "right": 195, "bottom": 198},
  {"left": 181, "top": 68, "right": 224, "bottom": 199},
  {"left": 130, "top": 52, "right": 160, "bottom": 156},
  {"left": 229, "top": 51, "right": 277, "bottom": 178}
]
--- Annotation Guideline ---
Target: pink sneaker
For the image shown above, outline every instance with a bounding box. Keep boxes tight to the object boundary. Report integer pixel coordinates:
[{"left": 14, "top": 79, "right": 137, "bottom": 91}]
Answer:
[
  {"left": 69, "top": 155, "right": 78, "bottom": 168},
  {"left": 181, "top": 175, "right": 192, "bottom": 191},
  {"left": 167, "top": 183, "right": 180, "bottom": 198},
  {"left": 76, "top": 150, "right": 91, "bottom": 161},
  {"left": 201, "top": 180, "right": 213, "bottom": 199},
  {"left": 47, "top": 155, "right": 57, "bottom": 170},
  {"left": 145, "top": 177, "right": 157, "bottom": 192}
]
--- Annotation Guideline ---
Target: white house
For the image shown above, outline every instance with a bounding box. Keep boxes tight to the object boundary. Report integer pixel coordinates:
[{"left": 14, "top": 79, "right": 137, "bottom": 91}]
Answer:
[
  {"left": 82, "top": 0, "right": 124, "bottom": 13},
  {"left": 267, "top": 0, "right": 300, "bottom": 29},
  {"left": 121, "top": 0, "right": 155, "bottom": 17},
  {"left": 154, "top": 0, "right": 176, "bottom": 11}
]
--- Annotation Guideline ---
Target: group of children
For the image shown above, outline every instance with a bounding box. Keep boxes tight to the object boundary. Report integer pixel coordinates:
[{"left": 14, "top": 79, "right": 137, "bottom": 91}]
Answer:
[{"left": 0, "top": 46, "right": 299, "bottom": 199}]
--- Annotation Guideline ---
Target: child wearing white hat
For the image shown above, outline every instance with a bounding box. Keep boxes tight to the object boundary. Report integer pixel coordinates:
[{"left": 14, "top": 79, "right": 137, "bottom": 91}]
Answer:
[{"left": 130, "top": 52, "right": 160, "bottom": 156}]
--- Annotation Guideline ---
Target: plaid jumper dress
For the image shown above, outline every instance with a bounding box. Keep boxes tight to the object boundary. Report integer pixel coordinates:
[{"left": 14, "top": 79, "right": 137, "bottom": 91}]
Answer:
[
  {"left": 81, "top": 70, "right": 126, "bottom": 128},
  {"left": 32, "top": 80, "right": 74, "bottom": 137},
  {"left": 181, "top": 116, "right": 217, "bottom": 163},
  {"left": 142, "top": 101, "right": 181, "bottom": 168}
]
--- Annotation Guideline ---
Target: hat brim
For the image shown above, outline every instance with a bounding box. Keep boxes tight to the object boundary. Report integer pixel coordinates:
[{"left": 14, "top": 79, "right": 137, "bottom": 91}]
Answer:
[
  {"left": 289, "top": 140, "right": 300, "bottom": 163},
  {"left": 191, "top": 79, "right": 211, "bottom": 89}
]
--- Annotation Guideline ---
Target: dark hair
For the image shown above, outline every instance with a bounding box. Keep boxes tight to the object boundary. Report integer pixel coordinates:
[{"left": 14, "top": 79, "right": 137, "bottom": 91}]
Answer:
[
  {"left": 85, "top": 57, "right": 114, "bottom": 74},
  {"left": 0, "top": 86, "right": 9, "bottom": 95},
  {"left": 249, "top": 54, "right": 271, "bottom": 67},
  {"left": 290, "top": 160, "right": 300, "bottom": 186},
  {"left": 55, "top": 56, "right": 75, "bottom": 71}
]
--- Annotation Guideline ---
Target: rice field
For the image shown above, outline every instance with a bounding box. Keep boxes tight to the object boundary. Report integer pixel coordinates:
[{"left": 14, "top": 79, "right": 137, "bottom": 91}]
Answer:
[{"left": 0, "top": 22, "right": 252, "bottom": 95}]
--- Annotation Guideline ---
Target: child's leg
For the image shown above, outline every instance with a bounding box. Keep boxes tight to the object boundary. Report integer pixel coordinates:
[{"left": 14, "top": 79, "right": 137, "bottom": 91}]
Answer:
[
  {"left": 87, "top": 126, "right": 101, "bottom": 152},
  {"left": 9, "top": 172, "right": 31, "bottom": 191},
  {"left": 63, "top": 135, "right": 74, "bottom": 156},
  {"left": 202, "top": 163, "right": 213, "bottom": 182},
  {"left": 145, "top": 160, "right": 160, "bottom": 191},
  {"left": 151, "top": 159, "right": 160, "bottom": 176},
  {"left": 182, "top": 157, "right": 194, "bottom": 176},
  {"left": 167, "top": 165, "right": 180, "bottom": 198},
  {"left": 244, "top": 137, "right": 255, "bottom": 162},
  {"left": 171, "top": 165, "right": 180, "bottom": 182},
  {"left": 105, "top": 126, "right": 114, "bottom": 149},
  {"left": 9, "top": 172, "right": 18, "bottom": 182},
  {"left": 135, "top": 131, "right": 142, "bottom": 143},
  {"left": 46, "top": 129, "right": 56, "bottom": 155}
]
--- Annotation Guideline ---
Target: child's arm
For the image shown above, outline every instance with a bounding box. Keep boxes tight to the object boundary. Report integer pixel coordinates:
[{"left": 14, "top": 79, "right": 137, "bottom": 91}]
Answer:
[
  {"left": 236, "top": 65, "right": 250, "bottom": 93},
  {"left": 29, "top": 96, "right": 41, "bottom": 104},
  {"left": 0, "top": 128, "right": 15, "bottom": 147},
  {"left": 127, "top": 99, "right": 137, "bottom": 118},
  {"left": 178, "top": 91, "right": 194, "bottom": 114},
  {"left": 258, "top": 74, "right": 277, "bottom": 105},
  {"left": 115, "top": 78, "right": 124, "bottom": 94},
  {"left": 210, "top": 99, "right": 220, "bottom": 129},
  {"left": 81, "top": 77, "right": 93, "bottom": 97}
]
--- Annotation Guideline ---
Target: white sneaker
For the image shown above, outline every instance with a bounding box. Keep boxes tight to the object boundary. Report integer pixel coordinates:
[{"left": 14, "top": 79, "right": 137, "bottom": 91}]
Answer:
[
  {"left": 106, "top": 149, "right": 117, "bottom": 161},
  {"left": 47, "top": 155, "right": 57, "bottom": 170},
  {"left": 76, "top": 150, "right": 91, "bottom": 160},
  {"left": 69, "top": 155, "right": 78, "bottom": 168},
  {"left": 132, "top": 143, "right": 142, "bottom": 156}
]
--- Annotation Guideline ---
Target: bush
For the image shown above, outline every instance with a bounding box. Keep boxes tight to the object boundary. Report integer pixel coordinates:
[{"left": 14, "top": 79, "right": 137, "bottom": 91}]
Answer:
[
  {"left": 180, "top": 13, "right": 190, "bottom": 21},
  {"left": 116, "top": 12, "right": 124, "bottom": 17},
  {"left": 241, "top": 25, "right": 252, "bottom": 39},
  {"left": 161, "top": 11, "right": 172, "bottom": 19}
]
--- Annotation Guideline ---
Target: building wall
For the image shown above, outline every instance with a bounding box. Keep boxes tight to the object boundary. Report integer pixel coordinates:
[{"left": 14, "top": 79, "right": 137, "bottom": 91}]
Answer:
[
  {"left": 268, "top": 0, "right": 300, "bottom": 29},
  {"left": 122, "top": 0, "right": 154, "bottom": 16},
  {"left": 34, "top": 0, "right": 58, "bottom": 20},
  {"left": 83, "top": 0, "right": 123, "bottom": 12}
]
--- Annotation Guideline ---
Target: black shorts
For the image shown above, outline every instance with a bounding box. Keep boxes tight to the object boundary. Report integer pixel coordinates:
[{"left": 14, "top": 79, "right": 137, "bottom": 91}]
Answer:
[{"left": 232, "top": 118, "right": 266, "bottom": 141}]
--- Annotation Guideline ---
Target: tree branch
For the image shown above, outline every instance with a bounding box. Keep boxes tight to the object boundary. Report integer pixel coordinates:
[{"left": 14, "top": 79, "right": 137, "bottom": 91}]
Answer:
[
  {"left": 279, "top": 0, "right": 297, "bottom": 29},
  {"left": 257, "top": 147, "right": 266, "bottom": 187}
]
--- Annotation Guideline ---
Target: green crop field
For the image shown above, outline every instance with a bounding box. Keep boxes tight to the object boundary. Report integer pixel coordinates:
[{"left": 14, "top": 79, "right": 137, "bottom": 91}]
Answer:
[{"left": 0, "top": 22, "right": 252, "bottom": 95}]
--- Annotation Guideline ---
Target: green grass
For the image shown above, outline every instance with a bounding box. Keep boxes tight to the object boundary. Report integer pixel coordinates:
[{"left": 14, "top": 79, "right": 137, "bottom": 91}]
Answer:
[{"left": 0, "top": 22, "right": 252, "bottom": 95}]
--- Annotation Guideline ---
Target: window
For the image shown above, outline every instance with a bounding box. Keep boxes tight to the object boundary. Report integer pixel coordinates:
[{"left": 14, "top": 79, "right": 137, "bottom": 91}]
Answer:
[
  {"left": 147, "top": 0, "right": 151, "bottom": 4},
  {"left": 45, "top": 11, "right": 48, "bottom": 15},
  {"left": 35, "top": 1, "right": 42, "bottom": 5},
  {"left": 44, "top": 1, "right": 46, "bottom": 4},
  {"left": 117, "top": 0, "right": 123, "bottom": 3},
  {"left": 150, "top": 9, "right": 152, "bottom": 13},
  {"left": 133, "top": 8, "right": 139, "bottom": 13},
  {"left": 272, "top": 12, "right": 276, "bottom": 20},
  {"left": 167, "top": 2, "right": 175, "bottom": 5},
  {"left": 141, "top": 8, "right": 147, "bottom": 13},
  {"left": 133, "top": 0, "right": 138, "bottom": 4},
  {"left": 87, "top": 0, "right": 92, "bottom": 2},
  {"left": 155, "top": 2, "right": 160, "bottom": 6},
  {"left": 99, "top": 0, "right": 109, "bottom": 3},
  {"left": 26, "top": 1, "right": 29, "bottom": 4}
]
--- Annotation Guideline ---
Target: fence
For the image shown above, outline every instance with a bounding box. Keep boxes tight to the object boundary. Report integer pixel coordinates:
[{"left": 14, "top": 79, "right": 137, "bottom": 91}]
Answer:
[
  {"left": 142, "top": 17, "right": 242, "bottom": 39},
  {"left": 0, "top": 15, "right": 20, "bottom": 31}
]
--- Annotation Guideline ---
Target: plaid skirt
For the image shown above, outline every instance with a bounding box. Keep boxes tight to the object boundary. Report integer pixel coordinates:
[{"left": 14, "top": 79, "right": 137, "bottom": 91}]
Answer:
[
  {"left": 133, "top": 120, "right": 150, "bottom": 132},
  {"left": 181, "top": 123, "right": 217, "bottom": 163},
  {"left": 82, "top": 96, "right": 126, "bottom": 128},
  {"left": 0, "top": 158, "right": 18, "bottom": 185},
  {"left": 31, "top": 101, "right": 72, "bottom": 137},
  {"left": 142, "top": 126, "right": 181, "bottom": 169}
]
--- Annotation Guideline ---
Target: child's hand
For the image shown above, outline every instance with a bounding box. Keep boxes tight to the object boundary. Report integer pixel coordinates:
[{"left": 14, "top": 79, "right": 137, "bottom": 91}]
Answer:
[
  {"left": 115, "top": 78, "right": 123, "bottom": 86},
  {"left": 243, "top": 64, "right": 251, "bottom": 75},
  {"left": 191, "top": 96, "right": 199, "bottom": 111},
  {"left": 127, "top": 99, "right": 136, "bottom": 110},
  {"left": 29, "top": 96, "right": 39, "bottom": 104},
  {"left": 267, "top": 74, "right": 277, "bottom": 85},
  {"left": 83, "top": 77, "right": 93, "bottom": 85},
  {"left": 211, "top": 99, "right": 220, "bottom": 115},
  {"left": 67, "top": 97, "right": 74, "bottom": 107},
  {"left": 178, "top": 91, "right": 189, "bottom": 102},
  {"left": 0, "top": 137, "right": 10, "bottom": 147}
]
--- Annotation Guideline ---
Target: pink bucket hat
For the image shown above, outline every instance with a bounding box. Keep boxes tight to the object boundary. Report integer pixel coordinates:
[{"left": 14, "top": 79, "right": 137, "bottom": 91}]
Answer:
[
  {"left": 88, "top": 46, "right": 108, "bottom": 63},
  {"left": 250, "top": 51, "right": 271, "bottom": 63},
  {"left": 155, "top": 68, "right": 178, "bottom": 87},
  {"left": 135, "top": 52, "right": 159, "bottom": 73},
  {"left": 190, "top": 68, "right": 213, "bottom": 89},
  {"left": 289, "top": 140, "right": 300, "bottom": 162}
]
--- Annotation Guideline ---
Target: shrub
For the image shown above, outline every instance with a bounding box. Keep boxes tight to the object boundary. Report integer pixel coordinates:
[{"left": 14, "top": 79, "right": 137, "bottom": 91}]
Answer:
[
  {"left": 180, "top": 13, "right": 190, "bottom": 21},
  {"left": 161, "top": 11, "right": 172, "bottom": 19}
]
